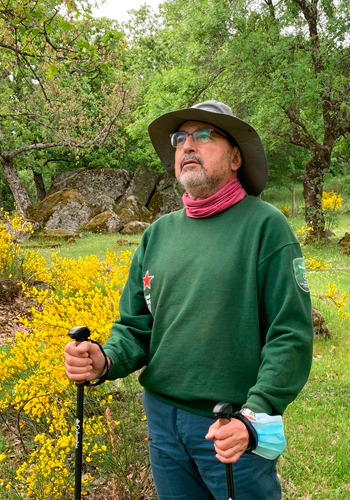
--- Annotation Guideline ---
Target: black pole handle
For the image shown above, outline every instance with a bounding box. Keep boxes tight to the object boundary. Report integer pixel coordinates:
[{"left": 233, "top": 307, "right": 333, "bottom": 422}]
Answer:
[
  {"left": 68, "top": 326, "right": 91, "bottom": 343},
  {"left": 213, "top": 401, "right": 233, "bottom": 421}
]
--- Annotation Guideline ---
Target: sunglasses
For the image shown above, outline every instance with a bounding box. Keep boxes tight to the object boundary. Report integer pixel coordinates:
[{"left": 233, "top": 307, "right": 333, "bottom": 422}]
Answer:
[{"left": 170, "top": 128, "right": 228, "bottom": 148}]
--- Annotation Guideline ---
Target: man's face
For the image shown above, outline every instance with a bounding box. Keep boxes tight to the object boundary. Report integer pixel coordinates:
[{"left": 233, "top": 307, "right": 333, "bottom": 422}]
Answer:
[{"left": 174, "top": 121, "right": 241, "bottom": 200}]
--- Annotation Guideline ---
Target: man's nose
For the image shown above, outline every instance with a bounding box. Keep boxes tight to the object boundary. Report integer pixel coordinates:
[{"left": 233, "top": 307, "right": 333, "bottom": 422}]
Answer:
[{"left": 182, "top": 134, "right": 197, "bottom": 152}]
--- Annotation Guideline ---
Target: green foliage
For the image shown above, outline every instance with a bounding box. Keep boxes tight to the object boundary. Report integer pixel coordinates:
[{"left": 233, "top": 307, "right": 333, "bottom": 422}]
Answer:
[
  {"left": 124, "top": 0, "right": 350, "bottom": 238},
  {"left": 0, "top": 0, "right": 139, "bottom": 210}
]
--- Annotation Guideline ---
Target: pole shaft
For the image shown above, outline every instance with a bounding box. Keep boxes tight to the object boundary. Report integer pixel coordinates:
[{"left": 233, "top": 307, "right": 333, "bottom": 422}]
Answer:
[
  {"left": 226, "top": 463, "right": 235, "bottom": 500},
  {"left": 75, "top": 384, "right": 84, "bottom": 500}
]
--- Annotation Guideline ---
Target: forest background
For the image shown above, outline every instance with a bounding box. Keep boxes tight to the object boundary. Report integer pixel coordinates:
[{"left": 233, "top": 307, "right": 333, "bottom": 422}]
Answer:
[
  {"left": 1, "top": 0, "right": 350, "bottom": 237},
  {"left": 0, "top": 0, "right": 350, "bottom": 499}
]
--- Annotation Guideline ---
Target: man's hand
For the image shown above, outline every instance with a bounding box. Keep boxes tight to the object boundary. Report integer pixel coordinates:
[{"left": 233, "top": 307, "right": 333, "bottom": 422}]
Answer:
[
  {"left": 205, "top": 418, "right": 249, "bottom": 463},
  {"left": 64, "top": 341, "right": 107, "bottom": 382}
]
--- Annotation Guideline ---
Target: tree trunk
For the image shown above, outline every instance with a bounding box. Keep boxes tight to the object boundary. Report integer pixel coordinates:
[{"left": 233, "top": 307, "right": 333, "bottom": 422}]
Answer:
[
  {"left": 303, "top": 153, "right": 330, "bottom": 241},
  {"left": 0, "top": 177, "right": 3, "bottom": 210},
  {"left": 0, "top": 158, "right": 33, "bottom": 215},
  {"left": 33, "top": 170, "right": 46, "bottom": 202}
]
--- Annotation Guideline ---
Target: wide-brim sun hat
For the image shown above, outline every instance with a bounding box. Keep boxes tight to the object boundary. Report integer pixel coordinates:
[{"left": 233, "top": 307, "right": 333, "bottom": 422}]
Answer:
[{"left": 148, "top": 100, "right": 268, "bottom": 196}]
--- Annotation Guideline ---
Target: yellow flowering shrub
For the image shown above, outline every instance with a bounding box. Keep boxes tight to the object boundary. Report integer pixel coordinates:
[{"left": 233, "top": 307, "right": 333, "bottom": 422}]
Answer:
[
  {"left": 306, "top": 257, "right": 331, "bottom": 271},
  {"left": 0, "top": 211, "right": 22, "bottom": 275},
  {"left": 280, "top": 205, "right": 290, "bottom": 217},
  {"left": 322, "top": 191, "right": 342, "bottom": 234},
  {"left": 0, "top": 245, "right": 132, "bottom": 498},
  {"left": 325, "top": 283, "right": 350, "bottom": 321},
  {"left": 297, "top": 222, "right": 313, "bottom": 241},
  {"left": 0, "top": 210, "right": 36, "bottom": 295},
  {"left": 322, "top": 191, "right": 342, "bottom": 211},
  {"left": 22, "top": 250, "right": 51, "bottom": 284}
]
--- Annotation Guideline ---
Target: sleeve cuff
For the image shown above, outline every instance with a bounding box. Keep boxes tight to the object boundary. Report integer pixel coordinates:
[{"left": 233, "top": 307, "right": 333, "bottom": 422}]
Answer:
[{"left": 243, "top": 395, "right": 274, "bottom": 415}]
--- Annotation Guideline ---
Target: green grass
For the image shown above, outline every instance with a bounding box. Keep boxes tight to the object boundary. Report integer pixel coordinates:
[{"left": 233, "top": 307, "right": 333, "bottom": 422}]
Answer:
[
  {"left": 278, "top": 214, "right": 350, "bottom": 498},
  {"left": 22, "top": 232, "right": 142, "bottom": 262},
  {"left": 280, "top": 332, "right": 350, "bottom": 498}
]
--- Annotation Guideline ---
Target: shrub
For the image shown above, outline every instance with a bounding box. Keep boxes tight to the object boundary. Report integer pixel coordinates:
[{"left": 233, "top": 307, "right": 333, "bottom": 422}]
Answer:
[
  {"left": 0, "top": 209, "right": 33, "bottom": 299},
  {"left": 322, "top": 191, "right": 342, "bottom": 234},
  {"left": 0, "top": 243, "right": 142, "bottom": 498}
]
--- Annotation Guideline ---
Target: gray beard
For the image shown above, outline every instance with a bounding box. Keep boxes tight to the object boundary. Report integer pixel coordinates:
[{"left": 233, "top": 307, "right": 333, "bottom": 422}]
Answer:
[{"left": 178, "top": 154, "right": 228, "bottom": 200}]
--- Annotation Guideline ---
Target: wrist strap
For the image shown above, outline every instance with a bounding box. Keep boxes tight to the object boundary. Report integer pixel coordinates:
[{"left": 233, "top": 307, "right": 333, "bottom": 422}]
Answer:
[
  {"left": 83, "top": 340, "right": 111, "bottom": 387},
  {"left": 232, "top": 412, "right": 258, "bottom": 453}
]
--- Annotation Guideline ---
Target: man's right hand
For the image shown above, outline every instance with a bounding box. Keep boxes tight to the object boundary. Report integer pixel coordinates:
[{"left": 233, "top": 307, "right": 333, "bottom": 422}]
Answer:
[{"left": 64, "top": 341, "right": 108, "bottom": 382}]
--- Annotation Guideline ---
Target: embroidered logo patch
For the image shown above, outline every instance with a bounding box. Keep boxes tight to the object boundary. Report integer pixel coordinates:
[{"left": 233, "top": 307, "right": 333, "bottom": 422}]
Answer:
[
  {"left": 293, "top": 258, "right": 309, "bottom": 292},
  {"left": 143, "top": 270, "right": 154, "bottom": 290}
]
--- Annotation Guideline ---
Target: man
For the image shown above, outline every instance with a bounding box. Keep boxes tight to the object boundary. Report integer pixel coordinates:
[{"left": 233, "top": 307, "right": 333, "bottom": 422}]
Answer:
[{"left": 65, "top": 101, "right": 313, "bottom": 500}]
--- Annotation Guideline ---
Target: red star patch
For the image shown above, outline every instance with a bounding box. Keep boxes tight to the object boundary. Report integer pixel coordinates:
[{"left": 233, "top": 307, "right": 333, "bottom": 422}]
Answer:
[{"left": 143, "top": 270, "right": 154, "bottom": 290}]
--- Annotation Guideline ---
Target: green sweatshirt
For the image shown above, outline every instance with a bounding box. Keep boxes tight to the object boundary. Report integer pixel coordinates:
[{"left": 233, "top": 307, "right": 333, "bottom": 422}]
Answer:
[{"left": 103, "top": 196, "right": 313, "bottom": 417}]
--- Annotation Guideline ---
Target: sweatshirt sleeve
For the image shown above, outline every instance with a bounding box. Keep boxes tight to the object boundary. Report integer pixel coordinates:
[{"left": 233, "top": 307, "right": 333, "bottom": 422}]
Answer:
[
  {"left": 102, "top": 243, "right": 153, "bottom": 380},
  {"left": 244, "top": 241, "right": 313, "bottom": 416}
]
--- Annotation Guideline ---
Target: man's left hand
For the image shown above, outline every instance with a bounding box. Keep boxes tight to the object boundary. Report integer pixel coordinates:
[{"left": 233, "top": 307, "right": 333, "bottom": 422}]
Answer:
[{"left": 205, "top": 418, "right": 249, "bottom": 463}]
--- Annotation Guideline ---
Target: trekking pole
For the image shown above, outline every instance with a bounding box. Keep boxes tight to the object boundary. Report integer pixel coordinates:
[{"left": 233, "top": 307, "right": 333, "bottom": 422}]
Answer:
[
  {"left": 68, "top": 326, "right": 91, "bottom": 500},
  {"left": 213, "top": 402, "right": 235, "bottom": 500}
]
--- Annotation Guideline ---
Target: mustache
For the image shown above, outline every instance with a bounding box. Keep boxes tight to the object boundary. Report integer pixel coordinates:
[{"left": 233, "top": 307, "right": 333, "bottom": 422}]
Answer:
[{"left": 180, "top": 154, "right": 203, "bottom": 170}]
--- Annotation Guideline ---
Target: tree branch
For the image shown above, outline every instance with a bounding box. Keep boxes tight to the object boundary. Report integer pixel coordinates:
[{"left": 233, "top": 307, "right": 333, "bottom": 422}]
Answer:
[
  {"left": 187, "top": 67, "right": 226, "bottom": 106},
  {"left": 0, "top": 41, "right": 35, "bottom": 58},
  {"left": 91, "top": 94, "right": 127, "bottom": 146},
  {"left": 264, "top": 0, "right": 276, "bottom": 20},
  {"left": 0, "top": 69, "right": 11, "bottom": 79},
  {"left": 283, "top": 107, "right": 321, "bottom": 152},
  {"left": 19, "top": 52, "right": 50, "bottom": 102},
  {"left": 6, "top": 141, "right": 86, "bottom": 159}
]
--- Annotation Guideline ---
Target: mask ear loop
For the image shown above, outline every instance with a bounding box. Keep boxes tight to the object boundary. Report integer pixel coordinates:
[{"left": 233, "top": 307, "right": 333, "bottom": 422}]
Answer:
[{"left": 231, "top": 412, "right": 258, "bottom": 453}]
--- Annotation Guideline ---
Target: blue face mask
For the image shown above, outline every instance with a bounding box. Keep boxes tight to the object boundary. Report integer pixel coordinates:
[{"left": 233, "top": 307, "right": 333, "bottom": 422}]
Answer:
[{"left": 251, "top": 413, "right": 286, "bottom": 460}]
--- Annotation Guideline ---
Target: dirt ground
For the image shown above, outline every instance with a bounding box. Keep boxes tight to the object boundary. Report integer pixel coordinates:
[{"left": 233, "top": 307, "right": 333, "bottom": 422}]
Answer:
[{"left": 0, "top": 293, "right": 32, "bottom": 345}]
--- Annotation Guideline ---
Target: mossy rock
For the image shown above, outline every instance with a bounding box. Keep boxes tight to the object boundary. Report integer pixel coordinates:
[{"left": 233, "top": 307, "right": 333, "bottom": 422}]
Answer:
[
  {"left": 119, "top": 166, "right": 161, "bottom": 206},
  {"left": 28, "top": 189, "right": 87, "bottom": 222},
  {"left": 147, "top": 190, "right": 183, "bottom": 220},
  {"left": 338, "top": 232, "right": 350, "bottom": 244},
  {"left": 82, "top": 211, "right": 123, "bottom": 233},
  {"left": 312, "top": 305, "right": 332, "bottom": 339},
  {"left": 116, "top": 196, "right": 153, "bottom": 225},
  {"left": 48, "top": 167, "right": 133, "bottom": 205},
  {"left": 27, "top": 189, "right": 91, "bottom": 231},
  {"left": 35, "top": 229, "right": 80, "bottom": 241},
  {"left": 116, "top": 239, "right": 138, "bottom": 247},
  {"left": 340, "top": 243, "right": 350, "bottom": 255},
  {"left": 120, "top": 221, "right": 150, "bottom": 235},
  {"left": 337, "top": 233, "right": 350, "bottom": 254}
]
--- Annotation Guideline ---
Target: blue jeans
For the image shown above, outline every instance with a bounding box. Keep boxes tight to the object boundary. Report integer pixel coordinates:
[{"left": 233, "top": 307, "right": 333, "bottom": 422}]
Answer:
[{"left": 142, "top": 391, "right": 281, "bottom": 500}]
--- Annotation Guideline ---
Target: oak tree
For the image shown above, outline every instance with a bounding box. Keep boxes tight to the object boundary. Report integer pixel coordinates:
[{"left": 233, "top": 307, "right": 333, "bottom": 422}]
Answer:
[{"left": 0, "top": 0, "right": 133, "bottom": 214}]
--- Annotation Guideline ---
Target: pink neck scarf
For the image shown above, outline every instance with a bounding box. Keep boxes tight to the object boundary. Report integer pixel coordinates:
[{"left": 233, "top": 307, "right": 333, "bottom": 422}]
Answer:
[{"left": 183, "top": 178, "right": 246, "bottom": 218}]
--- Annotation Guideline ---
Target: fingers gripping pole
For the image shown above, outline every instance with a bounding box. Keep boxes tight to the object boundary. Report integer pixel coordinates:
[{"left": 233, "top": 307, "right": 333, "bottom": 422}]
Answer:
[
  {"left": 68, "top": 326, "right": 91, "bottom": 500},
  {"left": 213, "top": 402, "right": 235, "bottom": 500}
]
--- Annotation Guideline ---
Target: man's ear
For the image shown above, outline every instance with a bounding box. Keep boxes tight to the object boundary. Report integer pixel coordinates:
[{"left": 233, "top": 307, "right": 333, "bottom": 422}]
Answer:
[{"left": 231, "top": 147, "right": 242, "bottom": 172}]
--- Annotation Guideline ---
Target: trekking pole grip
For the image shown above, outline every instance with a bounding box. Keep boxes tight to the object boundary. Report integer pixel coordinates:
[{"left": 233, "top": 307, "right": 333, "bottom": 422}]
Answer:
[
  {"left": 213, "top": 402, "right": 233, "bottom": 422},
  {"left": 68, "top": 325, "right": 91, "bottom": 344}
]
